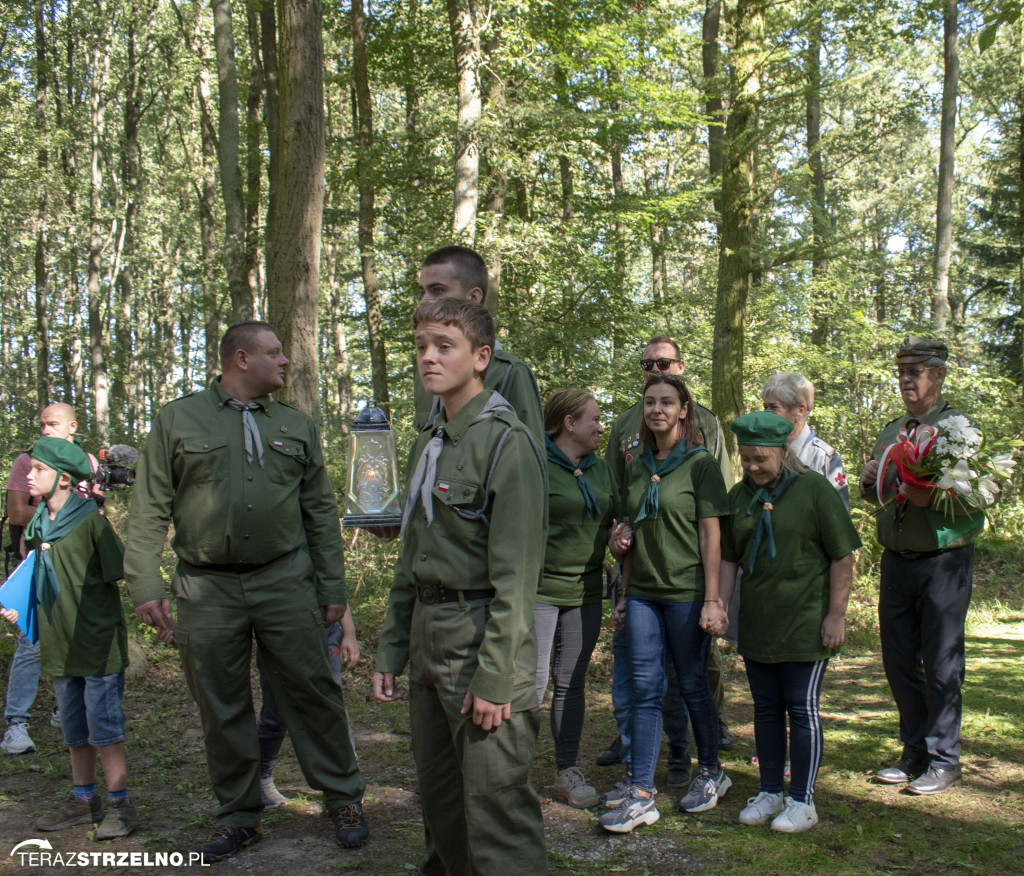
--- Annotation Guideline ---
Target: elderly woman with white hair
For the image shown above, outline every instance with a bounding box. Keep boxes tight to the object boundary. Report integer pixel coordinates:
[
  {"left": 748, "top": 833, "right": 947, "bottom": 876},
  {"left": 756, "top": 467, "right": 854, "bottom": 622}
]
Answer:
[{"left": 761, "top": 371, "right": 849, "bottom": 509}]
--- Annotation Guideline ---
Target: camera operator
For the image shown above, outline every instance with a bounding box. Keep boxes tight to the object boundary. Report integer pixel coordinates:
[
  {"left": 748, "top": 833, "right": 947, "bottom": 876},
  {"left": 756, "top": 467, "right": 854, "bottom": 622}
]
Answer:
[{"left": 2, "top": 403, "right": 98, "bottom": 756}]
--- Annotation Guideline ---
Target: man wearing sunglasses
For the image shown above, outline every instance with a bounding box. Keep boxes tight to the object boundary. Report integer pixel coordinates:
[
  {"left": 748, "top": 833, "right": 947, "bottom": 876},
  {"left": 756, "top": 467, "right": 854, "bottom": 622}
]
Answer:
[
  {"left": 598, "top": 336, "right": 735, "bottom": 785},
  {"left": 859, "top": 335, "right": 986, "bottom": 796}
]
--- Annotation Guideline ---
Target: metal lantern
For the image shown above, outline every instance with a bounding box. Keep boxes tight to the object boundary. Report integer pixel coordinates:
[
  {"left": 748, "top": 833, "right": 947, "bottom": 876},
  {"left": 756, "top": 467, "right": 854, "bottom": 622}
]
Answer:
[{"left": 342, "top": 400, "right": 402, "bottom": 529}]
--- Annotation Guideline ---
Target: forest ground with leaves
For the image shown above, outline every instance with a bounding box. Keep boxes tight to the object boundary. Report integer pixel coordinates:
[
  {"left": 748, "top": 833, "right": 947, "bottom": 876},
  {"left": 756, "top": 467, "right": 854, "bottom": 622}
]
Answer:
[{"left": 1, "top": 536, "right": 1023, "bottom": 876}]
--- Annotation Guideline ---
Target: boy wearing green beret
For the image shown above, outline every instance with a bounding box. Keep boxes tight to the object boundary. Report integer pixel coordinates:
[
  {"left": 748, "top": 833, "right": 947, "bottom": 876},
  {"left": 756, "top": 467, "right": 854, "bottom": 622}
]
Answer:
[{"left": 21, "top": 437, "right": 134, "bottom": 838}]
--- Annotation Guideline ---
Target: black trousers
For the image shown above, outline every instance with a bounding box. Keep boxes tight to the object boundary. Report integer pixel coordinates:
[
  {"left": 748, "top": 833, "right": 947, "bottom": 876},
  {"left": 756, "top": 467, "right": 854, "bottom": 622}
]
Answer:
[{"left": 879, "top": 545, "right": 973, "bottom": 768}]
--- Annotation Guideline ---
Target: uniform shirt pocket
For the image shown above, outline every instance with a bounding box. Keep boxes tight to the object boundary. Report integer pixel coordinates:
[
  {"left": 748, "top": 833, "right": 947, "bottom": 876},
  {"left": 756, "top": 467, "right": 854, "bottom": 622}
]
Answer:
[
  {"left": 266, "top": 437, "right": 307, "bottom": 485},
  {"left": 433, "top": 479, "right": 483, "bottom": 538},
  {"left": 181, "top": 435, "right": 228, "bottom": 484}
]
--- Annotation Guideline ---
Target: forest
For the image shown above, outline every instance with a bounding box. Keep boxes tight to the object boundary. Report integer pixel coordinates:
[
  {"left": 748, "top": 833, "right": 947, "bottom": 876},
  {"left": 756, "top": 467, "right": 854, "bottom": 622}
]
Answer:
[{"left": 1, "top": 0, "right": 1022, "bottom": 498}]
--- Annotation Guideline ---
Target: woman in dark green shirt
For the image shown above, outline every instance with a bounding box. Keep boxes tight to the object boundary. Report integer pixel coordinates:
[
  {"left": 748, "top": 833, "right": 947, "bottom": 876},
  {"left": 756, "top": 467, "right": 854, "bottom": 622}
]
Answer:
[
  {"left": 719, "top": 411, "right": 861, "bottom": 835},
  {"left": 599, "top": 375, "right": 730, "bottom": 834},
  {"left": 537, "top": 389, "right": 617, "bottom": 809}
]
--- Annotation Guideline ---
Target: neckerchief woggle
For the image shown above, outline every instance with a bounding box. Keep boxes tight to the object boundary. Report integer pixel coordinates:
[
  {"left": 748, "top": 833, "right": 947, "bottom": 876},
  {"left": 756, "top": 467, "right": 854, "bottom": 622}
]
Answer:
[
  {"left": 634, "top": 440, "right": 706, "bottom": 523},
  {"left": 545, "top": 435, "right": 601, "bottom": 518}
]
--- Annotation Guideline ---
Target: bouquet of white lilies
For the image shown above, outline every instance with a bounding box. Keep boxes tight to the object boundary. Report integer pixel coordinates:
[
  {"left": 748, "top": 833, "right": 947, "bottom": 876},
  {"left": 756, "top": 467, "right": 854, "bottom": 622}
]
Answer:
[{"left": 876, "top": 414, "right": 1019, "bottom": 517}]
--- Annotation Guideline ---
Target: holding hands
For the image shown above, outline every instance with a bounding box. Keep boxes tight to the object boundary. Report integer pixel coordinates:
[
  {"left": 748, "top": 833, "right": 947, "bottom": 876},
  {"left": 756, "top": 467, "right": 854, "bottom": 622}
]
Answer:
[{"left": 700, "top": 599, "right": 728, "bottom": 638}]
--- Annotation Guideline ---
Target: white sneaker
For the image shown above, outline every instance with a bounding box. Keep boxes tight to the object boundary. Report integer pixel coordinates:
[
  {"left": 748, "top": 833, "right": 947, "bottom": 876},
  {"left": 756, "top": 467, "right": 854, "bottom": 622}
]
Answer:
[
  {"left": 1, "top": 722, "right": 35, "bottom": 755},
  {"left": 50, "top": 707, "right": 62, "bottom": 728},
  {"left": 738, "top": 791, "right": 784, "bottom": 825},
  {"left": 260, "top": 776, "right": 289, "bottom": 807},
  {"left": 770, "top": 796, "right": 818, "bottom": 833}
]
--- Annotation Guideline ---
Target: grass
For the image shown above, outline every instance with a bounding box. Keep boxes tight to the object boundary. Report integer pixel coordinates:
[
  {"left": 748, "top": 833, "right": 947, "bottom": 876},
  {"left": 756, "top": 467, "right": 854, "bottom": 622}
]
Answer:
[{"left": 0, "top": 531, "right": 1022, "bottom": 874}]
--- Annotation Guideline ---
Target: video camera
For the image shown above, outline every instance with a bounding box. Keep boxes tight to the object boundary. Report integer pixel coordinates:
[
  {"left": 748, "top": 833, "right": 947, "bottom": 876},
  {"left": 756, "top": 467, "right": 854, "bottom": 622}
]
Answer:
[{"left": 91, "top": 444, "right": 138, "bottom": 491}]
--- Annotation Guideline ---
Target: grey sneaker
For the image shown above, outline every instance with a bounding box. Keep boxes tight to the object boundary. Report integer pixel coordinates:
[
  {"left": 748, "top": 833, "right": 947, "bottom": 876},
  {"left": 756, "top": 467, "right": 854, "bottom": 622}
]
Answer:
[
  {"left": 36, "top": 796, "right": 104, "bottom": 831},
  {"left": 2, "top": 721, "right": 35, "bottom": 755},
  {"left": 260, "top": 776, "right": 289, "bottom": 807},
  {"left": 600, "top": 775, "right": 635, "bottom": 808},
  {"left": 50, "top": 706, "right": 62, "bottom": 728},
  {"left": 677, "top": 766, "right": 732, "bottom": 813},
  {"left": 554, "top": 767, "right": 600, "bottom": 809},
  {"left": 598, "top": 787, "right": 660, "bottom": 834},
  {"left": 95, "top": 798, "right": 139, "bottom": 839}
]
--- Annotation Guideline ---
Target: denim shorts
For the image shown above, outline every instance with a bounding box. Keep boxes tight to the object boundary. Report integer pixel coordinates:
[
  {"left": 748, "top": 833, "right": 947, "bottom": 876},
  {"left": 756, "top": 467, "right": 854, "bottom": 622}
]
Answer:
[{"left": 52, "top": 673, "right": 126, "bottom": 748}]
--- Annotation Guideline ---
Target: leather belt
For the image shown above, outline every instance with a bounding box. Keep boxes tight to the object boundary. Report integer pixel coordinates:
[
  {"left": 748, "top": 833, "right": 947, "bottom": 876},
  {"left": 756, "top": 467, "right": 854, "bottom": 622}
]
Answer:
[
  {"left": 889, "top": 548, "right": 944, "bottom": 561},
  {"left": 195, "top": 561, "right": 272, "bottom": 574},
  {"left": 415, "top": 585, "right": 495, "bottom": 605}
]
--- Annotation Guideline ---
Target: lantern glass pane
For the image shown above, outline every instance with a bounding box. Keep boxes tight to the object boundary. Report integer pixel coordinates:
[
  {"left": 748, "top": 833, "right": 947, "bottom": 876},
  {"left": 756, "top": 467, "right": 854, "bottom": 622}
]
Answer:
[{"left": 345, "top": 430, "right": 400, "bottom": 516}]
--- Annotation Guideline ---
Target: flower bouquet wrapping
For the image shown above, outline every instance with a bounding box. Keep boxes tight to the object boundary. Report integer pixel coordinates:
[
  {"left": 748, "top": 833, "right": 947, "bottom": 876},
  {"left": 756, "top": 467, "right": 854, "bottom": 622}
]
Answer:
[{"left": 876, "top": 414, "right": 1018, "bottom": 518}]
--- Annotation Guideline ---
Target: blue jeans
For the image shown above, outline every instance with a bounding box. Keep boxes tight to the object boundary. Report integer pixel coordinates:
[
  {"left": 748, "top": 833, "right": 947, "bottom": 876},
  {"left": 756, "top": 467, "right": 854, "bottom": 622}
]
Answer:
[
  {"left": 626, "top": 595, "right": 718, "bottom": 790},
  {"left": 612, "top": 626, "right": 690, "bottom": 770},
  {"left": 4, "top": 633, "right": 42, "bottom": 724},
  {"left": 53, "top": 673, "right": 126, "bottom": 748},
  {"left": 745, "top": 658, "right": 828, "bottom": 804}
]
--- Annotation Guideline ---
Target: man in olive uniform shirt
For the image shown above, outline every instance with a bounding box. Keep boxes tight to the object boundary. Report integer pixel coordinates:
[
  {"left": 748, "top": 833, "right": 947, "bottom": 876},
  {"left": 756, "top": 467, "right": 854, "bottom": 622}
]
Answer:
[
  {"left": 601, "top": 336, "right": 734, "bottom": 781},
  {"left": 374, "top": 299, "right": 548, "bottom": 876},
  {"left": 414, "top": 245, "right": 543, "bottom": 443},
  {"left": 860, "top": 336, "right": 987, "bottom": 796},
  {"left": 124, "top": 321, "right": 367, "bottom": 861}
]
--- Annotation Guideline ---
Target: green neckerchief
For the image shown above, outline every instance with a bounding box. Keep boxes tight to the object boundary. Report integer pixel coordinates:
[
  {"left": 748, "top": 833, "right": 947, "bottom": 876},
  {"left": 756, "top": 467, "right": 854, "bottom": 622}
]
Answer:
[
  {"left": 29, "top": 493, "right": 98, "bottom": 609},
  {"left": 634, "top": 440, "right": 706, "bottom": 523},
  {"left": 545, "top": 435, "right": 601, "bottom": 519},
  {"left": 741, "top": 470, "right": 798, "bottom": 573}
]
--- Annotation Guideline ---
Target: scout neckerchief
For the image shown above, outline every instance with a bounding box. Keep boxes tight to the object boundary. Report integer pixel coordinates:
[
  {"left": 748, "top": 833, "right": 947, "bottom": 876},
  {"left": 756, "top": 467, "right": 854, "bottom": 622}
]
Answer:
[
  {"left": 28, "top": 493, "right": 98, "bottom": 608},
  {"left": 634, "top": 440, "right": 706, "bottom": 523},
  {"left": 741, "top": 470, "right": 797, "bottom": 573},
  {"left": 545, "top": 435, "right": 601, "bottom": 518},
  {"left": 226, "top": 398, "right": 266, "bottom": 468},
  {"left": 402, "top": 392, "right": 515, "bottom": 535}
]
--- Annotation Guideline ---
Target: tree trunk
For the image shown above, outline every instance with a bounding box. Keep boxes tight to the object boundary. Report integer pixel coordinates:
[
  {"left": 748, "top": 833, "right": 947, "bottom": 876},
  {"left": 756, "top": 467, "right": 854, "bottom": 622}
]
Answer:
[
  {"left": 554, "top": 64, "right": 574, "bottom": 223},
  {"left": 703, "top": 0, "right": 724, "bottom": 218},
  {"left": 211, "top": 0, "right": 253, "bottom": 320},
  {"left": 480, "top": 19, "right": 506, "bottom": 314},
  {"left": 932, "top": 0, "right": 958, "bottom": 335},
  {"left": 266, "top": 0, "right": 324, "bottom": 419},
  {"left": 259, "top": 0, "right": 279, "bottom": 291},
  {"left": 350, "top": 0, "right": 390, "bottom": 411},
  {"left": 244, "top": 0, "right": 264, "bottom": 307},
  {"left": 87, "top": 0, "right": 112, "bottom": 442},
  {"left": 712, "top": 0, "right": 764, "bottom": 462},
  {"left": 34, "top": 0, "right": 50, "bottom": 408},
  {"left": 806, "top": 1, "right": 831, "bottom": 345},
  {"left": 1018, "top": 14, "right": 1024, "bottom": 388},
  {"left": 447, "top": 0, "right": 481, "bottom": 243}
]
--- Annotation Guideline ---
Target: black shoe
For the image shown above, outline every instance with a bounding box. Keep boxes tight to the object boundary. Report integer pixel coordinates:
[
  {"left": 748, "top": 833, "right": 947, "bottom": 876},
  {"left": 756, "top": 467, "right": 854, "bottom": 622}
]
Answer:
[
  {"left": 905, "top": 764, "right": 962, "bottom": 796},
  {"left": 330, "top": 802, "right": 369, "bottom": 848},
  {"left": 874, "top": 756, "right": 928, "bottom": 785},
  {"left": 595, "top": 736, "right": 623, "bottom": 766},
  {"left": 667, "top": 757, "right": 691, "bottom": 788},
  {"left": 195, "top": 825, "right": 262, "bottom": 864},
  {"left": 718, "top": 721, "right": 733, "bottom": 751}
]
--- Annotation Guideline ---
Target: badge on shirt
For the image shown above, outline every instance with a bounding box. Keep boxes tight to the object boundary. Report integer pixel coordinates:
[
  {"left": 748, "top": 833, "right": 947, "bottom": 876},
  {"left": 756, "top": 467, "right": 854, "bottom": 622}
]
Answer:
[
  {"left": 834, "top": 471, "right": 847, "bottom": 487},
  {"left": 437, "top": 483, "right": 450, "bottom": 494}
]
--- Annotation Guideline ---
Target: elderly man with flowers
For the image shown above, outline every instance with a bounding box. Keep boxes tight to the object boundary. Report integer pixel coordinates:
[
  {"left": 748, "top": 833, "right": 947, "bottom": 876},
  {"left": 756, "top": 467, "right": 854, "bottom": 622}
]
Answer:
[{"left": 859, "top": 336, "right": 993, "bottom": 796}]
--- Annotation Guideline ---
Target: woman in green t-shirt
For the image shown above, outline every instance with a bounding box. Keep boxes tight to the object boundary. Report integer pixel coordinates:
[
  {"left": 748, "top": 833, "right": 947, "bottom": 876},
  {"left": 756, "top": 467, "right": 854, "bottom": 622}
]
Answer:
[
  {"left": 719, "top": 411, "right": 861, "bottom": 835},
  {"left": 598, "top": 375, "right": 730, "bottom": 834},
  {"left": 537, "top": 389, "right": 617, "bottom": 810}
]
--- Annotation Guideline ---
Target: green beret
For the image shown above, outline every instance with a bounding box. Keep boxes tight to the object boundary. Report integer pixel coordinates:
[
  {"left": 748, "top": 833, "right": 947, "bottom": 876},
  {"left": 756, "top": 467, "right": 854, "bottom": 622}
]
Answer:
[
  {"left": 731, "top": 411, "right": 792, "bottom": 448},
  {"left": 896, "top": 335, "right": 948, "bottom": 366},
  {"left": 30, "top": 436, "right": 93, "bottom": 483}
]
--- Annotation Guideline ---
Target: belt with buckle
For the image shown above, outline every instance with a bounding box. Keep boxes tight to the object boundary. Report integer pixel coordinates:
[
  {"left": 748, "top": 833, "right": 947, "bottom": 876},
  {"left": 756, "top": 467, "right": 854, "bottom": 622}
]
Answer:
[
  {"left": 194, "top": 561, "right": 272, "bottom": 574},
  {"left": 415, "top": 585, "right": 495, "bottom": 605}
]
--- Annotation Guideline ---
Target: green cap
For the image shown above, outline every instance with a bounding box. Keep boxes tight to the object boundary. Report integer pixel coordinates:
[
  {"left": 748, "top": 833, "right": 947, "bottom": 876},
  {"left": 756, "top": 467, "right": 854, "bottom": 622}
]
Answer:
[
  {"left": 896, "top": 335, "right": 948, "bottom": 366},
  {"left": 30, "top": 436, "right": 93, "bottom": 483},
  {"left": 730, "top": 411, "right": 792, "bottom": 448}
]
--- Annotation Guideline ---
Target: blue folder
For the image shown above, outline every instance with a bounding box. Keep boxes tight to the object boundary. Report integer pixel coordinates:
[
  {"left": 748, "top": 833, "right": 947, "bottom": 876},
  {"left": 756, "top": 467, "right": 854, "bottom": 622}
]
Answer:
[{"left": 0, "top": 551, "right": 38, "bottom": 643}]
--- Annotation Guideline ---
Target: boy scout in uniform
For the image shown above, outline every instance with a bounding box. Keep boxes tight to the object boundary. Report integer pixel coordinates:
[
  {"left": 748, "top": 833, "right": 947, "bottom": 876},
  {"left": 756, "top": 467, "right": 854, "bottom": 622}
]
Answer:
[
  {"left": 124, "top": 321, "right": 367, "bottom": 862},
  {"left": 374, "top": 298, "right": 549, "bottom": 876},
  {"left": 414, "top": 245, "right": 544, "bottom": 444}
]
